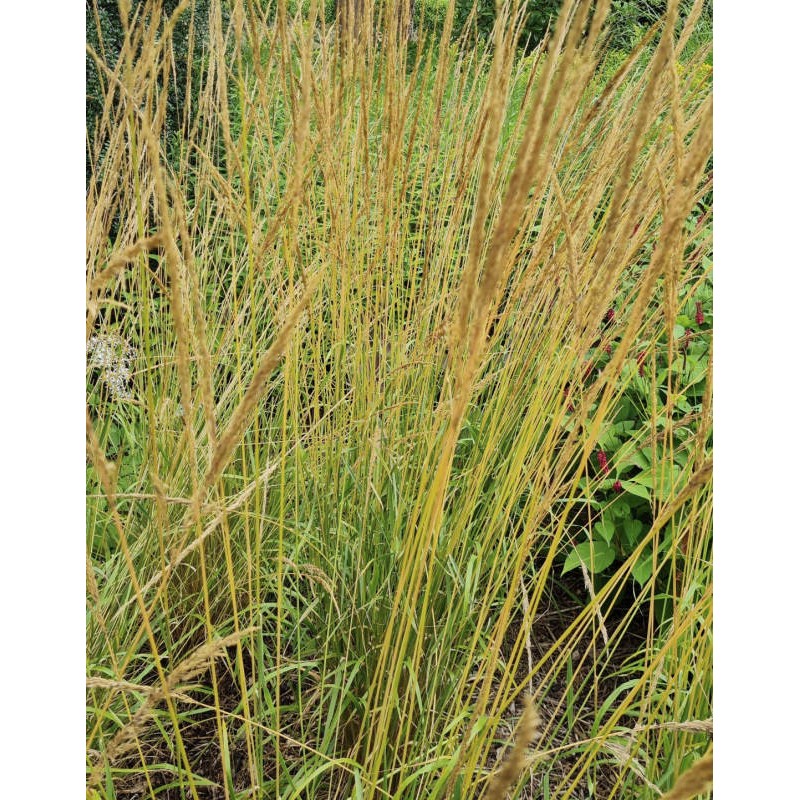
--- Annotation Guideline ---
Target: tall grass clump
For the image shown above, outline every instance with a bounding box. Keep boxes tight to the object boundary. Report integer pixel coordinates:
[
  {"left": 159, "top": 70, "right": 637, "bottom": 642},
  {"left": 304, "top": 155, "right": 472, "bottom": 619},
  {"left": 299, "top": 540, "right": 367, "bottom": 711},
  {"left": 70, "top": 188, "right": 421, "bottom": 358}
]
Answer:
[{"left": 86, "top": 1, "right": 712, "bottom": 798}]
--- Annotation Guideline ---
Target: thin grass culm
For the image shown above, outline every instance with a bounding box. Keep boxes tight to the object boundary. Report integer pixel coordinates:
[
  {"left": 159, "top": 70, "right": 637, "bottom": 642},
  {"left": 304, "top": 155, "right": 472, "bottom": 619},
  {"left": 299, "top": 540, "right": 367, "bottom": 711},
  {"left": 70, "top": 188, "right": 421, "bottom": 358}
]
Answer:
[{"left": 87, "top": 1, "right": 713, "bottom": 798}]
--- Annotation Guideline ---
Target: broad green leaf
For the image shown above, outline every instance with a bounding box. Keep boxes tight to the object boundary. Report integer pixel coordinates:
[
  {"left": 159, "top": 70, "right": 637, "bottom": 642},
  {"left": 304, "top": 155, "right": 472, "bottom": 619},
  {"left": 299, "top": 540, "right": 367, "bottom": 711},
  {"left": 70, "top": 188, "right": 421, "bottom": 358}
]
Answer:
[
  {"left": 627, "top": 448, "right": 651, "bottom": 470},
  {"left": 621, "top": 479, "right": 651, "bottom": 499},
  {"left": 686, "top": 378, "right": 706, "bottom": 399},
  {"left": 610, "top": 500, "right": 631, "bottom": 519},
  {"left": 615, "top": 439, "right": 641, "bottom": 466},
  {"left": 674, "top": 394, "right": 692, "bottom": 413},
  {"left": 622, "top": 518, "right": 646, "bottom": 553},
  {"left": 597, "top": 426, "right": 620, "bottom": 450},
  {"left": 687, "top": 362, "right": 707, "bottom": 385},
  {"left": 632, "top": 550, "right": 655, "bottom": 584},
  {"left": 655, "top": 464, "right": 687, "bottom": 501},
  {"left": 595, "top": 517, "right": 616, "bottom": 545},
  {"left": 562, "top": 540, "right": 616, "bottom": 576}
]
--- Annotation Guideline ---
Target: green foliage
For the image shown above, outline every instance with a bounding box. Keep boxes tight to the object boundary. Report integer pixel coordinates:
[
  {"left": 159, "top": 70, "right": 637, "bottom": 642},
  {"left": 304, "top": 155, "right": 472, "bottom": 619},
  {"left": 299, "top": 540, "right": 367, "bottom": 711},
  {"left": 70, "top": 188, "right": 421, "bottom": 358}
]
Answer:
[
  {"left": 415, "top": 0, "right": 712, "bottom": 53},
  {"left": 606, "top": 0, "right": 712, "bottom": 51},
  {"left": 562, "top": 219, "right": 712, "bottom": 591},
  {"left": 86, "top": 0, "right": 216, "bottom": 160},
  {"left": 417, "top": 0, "right": 561, "bottom": 49}
]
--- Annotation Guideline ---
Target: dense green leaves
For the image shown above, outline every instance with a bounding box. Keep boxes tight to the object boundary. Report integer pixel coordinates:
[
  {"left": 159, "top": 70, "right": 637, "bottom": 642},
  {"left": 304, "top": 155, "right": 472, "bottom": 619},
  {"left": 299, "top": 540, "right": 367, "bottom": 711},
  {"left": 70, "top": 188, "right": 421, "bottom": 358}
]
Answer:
[
  {"left": 561, "top": 244, "right": 712, "bottom": 586},
  {"left": 416, "top": 0, "right": 711, "bottom": 52},
  {"left": 86, "top": 0, "right": 216, "bottom": 164}
]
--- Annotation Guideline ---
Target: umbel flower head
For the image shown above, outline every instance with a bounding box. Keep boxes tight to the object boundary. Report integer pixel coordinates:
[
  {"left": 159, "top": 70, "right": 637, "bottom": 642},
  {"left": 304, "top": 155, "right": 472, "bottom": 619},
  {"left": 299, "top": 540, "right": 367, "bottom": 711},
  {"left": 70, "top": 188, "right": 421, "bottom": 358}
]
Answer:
[{"left": 87, "top": 333, "right": 136, "bottom": 401}]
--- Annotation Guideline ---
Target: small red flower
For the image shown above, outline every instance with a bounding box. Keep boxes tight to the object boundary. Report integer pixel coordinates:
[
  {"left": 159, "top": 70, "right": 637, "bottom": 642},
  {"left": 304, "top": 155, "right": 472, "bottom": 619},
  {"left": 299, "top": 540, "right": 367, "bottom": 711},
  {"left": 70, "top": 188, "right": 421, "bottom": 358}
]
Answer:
[
  {"left": 695, "top": 301, "right": 705, "bottom": 326},
  {"left": 682, "top": 328, "right": 694, "bottom": 353},
  {"left": 631, "top": 222, "right": 641, "bottom": 237},
  {"left": 605, "top": 308, "right": 615, "bottom": 323},
  {"left": 604, "top": 344, "right": 612, "bottom": 356},
  {"left": 612, "top": 480, "right": 623, "bottom": 494},
  {"left": 596, "top": 449, "right": 610, "bottom": 475},
  {"left": 636, "top": 351, "right": 647, "bottom": 376}
]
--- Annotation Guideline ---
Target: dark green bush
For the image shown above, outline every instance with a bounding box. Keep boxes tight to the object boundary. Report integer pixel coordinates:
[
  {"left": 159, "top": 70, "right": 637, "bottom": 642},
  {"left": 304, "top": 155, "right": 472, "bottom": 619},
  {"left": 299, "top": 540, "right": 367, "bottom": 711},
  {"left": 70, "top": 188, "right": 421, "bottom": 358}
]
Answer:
[
  {"left": 86, "top": 0, "right": 215, "bottom": 159},
  {"left": 415, "top": 0, "right": 711, "bottom": 53}
]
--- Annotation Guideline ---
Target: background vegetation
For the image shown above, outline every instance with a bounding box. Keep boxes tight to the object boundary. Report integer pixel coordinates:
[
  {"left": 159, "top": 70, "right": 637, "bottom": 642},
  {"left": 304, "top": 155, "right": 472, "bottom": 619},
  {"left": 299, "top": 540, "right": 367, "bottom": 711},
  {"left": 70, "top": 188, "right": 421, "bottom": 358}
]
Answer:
[
  {"left": 86, "top": 1, "right": 713, "bottom": 797},
  {"left": 86, "top": 0, "right": 711, "bottom": 150}
]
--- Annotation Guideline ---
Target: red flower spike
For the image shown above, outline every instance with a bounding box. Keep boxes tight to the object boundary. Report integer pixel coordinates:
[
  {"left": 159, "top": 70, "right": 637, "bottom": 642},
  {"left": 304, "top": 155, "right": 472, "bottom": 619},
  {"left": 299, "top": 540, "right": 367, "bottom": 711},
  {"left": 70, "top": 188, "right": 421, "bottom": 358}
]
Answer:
[
  {"left": 636, "top": 351, "right": 647, "bottom": 377},
  {"left": 596, "top": 449, "right": 610, "bottom": 475},
  {"left": 695, "top": 301, "right": 705, "bottom": 326},
  {"left": 605, "top": 308, "right": 615, "bottom": 323},
  {"left": 613, "top": 480, "right": 623, "bottom": 494}
]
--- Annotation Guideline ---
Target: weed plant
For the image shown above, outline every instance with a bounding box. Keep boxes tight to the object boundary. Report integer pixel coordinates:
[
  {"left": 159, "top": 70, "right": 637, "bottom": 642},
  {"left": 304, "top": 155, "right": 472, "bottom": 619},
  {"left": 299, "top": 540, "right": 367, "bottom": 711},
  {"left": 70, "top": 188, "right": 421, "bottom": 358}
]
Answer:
[{"left": 86, "top": 1, "right": 713, "bottom": 797}]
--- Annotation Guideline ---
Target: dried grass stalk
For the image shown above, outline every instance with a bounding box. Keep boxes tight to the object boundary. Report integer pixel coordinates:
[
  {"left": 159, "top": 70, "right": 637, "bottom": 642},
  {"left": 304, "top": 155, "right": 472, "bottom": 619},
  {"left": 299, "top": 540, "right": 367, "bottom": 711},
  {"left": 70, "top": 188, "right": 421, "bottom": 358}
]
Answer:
[
  {"left": 202, "top": 274, "right": 319, "bottom": 493},
  {"left": 88, "top": 627, "right": 256, "bottom": 788},
  {"left": 661, "top": 747, "right": 713, "bottom": 800},
  {"left": 88, "top": 232, "right": 164, "bottom": 297},
  {"left": 485, "top": 695, "right": 542, "bottom": 800}
]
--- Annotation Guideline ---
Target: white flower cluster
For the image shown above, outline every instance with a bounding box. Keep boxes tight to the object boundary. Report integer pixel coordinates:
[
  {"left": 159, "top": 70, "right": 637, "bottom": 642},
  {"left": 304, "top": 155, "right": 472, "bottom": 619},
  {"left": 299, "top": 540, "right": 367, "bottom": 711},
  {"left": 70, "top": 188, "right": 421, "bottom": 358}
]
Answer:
[{"left": 87, "top": 334, "right": 136, "bottom": 401}]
